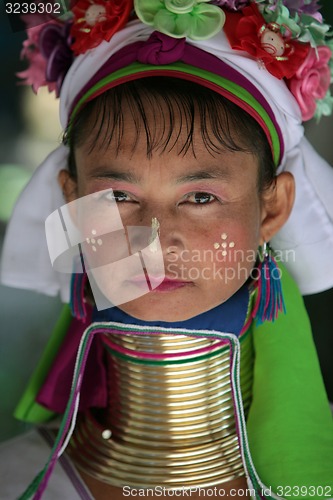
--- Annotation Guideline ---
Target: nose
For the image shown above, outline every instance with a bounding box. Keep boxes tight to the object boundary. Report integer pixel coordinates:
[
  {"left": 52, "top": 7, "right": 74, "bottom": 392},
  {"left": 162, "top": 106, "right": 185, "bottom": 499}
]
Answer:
[
  {"left": 150, "top": 202, "right": 187, "bottom": 253},
  {"left": 125, "top": 208, "right": 186, "bottom": 258}
]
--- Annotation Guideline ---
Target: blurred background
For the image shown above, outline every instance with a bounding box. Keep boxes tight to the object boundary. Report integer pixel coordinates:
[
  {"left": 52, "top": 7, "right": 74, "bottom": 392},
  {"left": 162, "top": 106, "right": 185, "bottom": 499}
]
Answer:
[{"left": 0, "top": 2, "right": 333, "bottom": 442}]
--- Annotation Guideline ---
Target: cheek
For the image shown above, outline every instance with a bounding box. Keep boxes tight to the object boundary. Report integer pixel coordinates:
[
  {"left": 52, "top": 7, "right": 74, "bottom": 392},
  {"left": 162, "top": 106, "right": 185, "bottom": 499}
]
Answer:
[
  {"left": 211, "top": 227, "right": 258, "bottom": 276},
  {"left": 77, "top": 202, "right": 129, "bottom": 271},
  {"left": 176, "top": 207, "right": 261, "bottom": 288},
  {"left": 193, "top": 212, "right": 260, "bottom": 262}
]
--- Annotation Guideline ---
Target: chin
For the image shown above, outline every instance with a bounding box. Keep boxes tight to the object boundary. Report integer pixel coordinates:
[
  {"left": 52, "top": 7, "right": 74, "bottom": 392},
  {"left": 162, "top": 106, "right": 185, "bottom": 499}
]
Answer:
[
  {"left": 117, "top": 291, "right": 223, "bottom": 323},
  {"left": 118, "top": 303, "right": 195, "bottom": 322}
]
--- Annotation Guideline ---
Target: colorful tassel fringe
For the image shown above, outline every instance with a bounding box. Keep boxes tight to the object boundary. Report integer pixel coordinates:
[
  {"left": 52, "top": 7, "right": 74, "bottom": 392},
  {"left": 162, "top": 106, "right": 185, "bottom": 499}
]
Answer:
[{"left": 252, "top": 243, "right": 286, "bottom": 325}]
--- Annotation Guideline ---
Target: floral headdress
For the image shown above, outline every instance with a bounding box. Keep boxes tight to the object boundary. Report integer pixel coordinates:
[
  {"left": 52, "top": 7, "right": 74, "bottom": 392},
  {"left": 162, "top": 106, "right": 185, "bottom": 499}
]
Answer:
[{"left": 18, "top": 0, "right": 333, "bottom": 122}]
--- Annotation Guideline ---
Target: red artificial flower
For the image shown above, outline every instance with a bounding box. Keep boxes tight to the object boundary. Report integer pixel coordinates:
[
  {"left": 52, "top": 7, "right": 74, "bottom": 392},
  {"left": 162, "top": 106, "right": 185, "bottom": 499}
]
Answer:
[
  {"left": 71, "top": 0, "right": 133, "bottom": 55},
  {"left": 224, "top": 3, "right": 310, "bottom": 80}
]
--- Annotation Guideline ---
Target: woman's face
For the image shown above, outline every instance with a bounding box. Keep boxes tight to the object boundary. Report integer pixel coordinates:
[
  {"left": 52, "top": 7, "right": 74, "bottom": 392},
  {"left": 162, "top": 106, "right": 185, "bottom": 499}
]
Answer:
[{"left": 71, "top": 101, "right": 267, "bottom": 321}]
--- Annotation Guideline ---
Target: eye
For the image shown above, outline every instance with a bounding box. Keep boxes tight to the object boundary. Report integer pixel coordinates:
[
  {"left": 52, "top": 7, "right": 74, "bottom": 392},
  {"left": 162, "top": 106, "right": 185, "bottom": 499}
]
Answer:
[
  {"left": 187, "top": 192, "right": 217, "bottom": 205},
  {"left": 103, "top": 190, "right": 131, "bottom": 202},
  {"left": 113, "top": 190, "right": 131, "bottom": 202}
]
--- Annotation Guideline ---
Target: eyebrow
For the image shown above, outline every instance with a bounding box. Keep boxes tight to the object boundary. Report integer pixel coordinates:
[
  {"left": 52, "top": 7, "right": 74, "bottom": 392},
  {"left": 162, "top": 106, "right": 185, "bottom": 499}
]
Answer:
[
  {"left": 89, "top": 166, "right": 232, "bottom": 183},
  {"left": 89, "top": 169, "right": 140, "bottom": 182},
  {"left": 175, "top": 168, "right": 231, "bottom": 184}
]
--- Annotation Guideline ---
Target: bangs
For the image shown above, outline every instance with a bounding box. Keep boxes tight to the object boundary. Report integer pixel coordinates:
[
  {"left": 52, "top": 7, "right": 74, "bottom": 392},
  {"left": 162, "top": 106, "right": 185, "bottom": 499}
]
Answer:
[
  {"left": 65, "top": 77, "right": 269, "bottom": 157},
  {"left": 64, "top": 77, "right": 275, "bottom": 191}
]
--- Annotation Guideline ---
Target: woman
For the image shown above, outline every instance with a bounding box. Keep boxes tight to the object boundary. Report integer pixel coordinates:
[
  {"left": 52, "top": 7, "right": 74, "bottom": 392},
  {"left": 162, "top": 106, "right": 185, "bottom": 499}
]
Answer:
[{"left": 1, "top": 1, "right": 333, "bottom": 498}]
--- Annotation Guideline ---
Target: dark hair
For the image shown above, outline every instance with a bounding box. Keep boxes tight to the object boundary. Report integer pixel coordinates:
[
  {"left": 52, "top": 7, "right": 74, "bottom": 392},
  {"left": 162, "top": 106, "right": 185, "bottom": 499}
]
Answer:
[{"left": 64, "top": 77, "right": 276, "bottom": 193}]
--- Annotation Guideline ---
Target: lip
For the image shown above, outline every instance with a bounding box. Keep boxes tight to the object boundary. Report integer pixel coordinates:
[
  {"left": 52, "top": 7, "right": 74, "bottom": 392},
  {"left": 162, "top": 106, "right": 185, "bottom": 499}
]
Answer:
[
  {"left": 149, "top": 276, "right": 192, "bottom": 292},
  {"left": 152, "top": 277, "right": 191, "bottom": 292},
  {"left": 130, "top": 274, "right": 192, "bottom": 292}
]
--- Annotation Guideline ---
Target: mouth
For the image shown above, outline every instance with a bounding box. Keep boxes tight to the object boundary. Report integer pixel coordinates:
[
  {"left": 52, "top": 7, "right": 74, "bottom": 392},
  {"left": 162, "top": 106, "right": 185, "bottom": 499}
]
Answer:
[
  {"left": 130, "top": 274, "right": 193, "bottom": 292},
  {"left": 152, "top": 276, "right": 193, "bottom": 292}
]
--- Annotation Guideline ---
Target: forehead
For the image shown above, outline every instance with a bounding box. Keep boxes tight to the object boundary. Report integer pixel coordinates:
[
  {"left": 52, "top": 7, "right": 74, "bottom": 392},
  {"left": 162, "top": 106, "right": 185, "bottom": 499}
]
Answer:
[
  {"left": 72, "top": 84, "right": 260, "bottom": 185},
  {"left": 75, "top": 106, "right": 258, "bottom": 187},
  {"left": 78, "top": 94, "right": 204, "bottom": 157},
  {"left": 72, "top": 80, "right": 258, "bottom": 161}
]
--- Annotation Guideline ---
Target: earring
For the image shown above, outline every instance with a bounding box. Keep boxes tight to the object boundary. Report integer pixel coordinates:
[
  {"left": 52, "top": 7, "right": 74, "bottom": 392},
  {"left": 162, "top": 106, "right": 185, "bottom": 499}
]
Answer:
[{"left": 252, "top": 242, "right": 285, "bottom": 325}]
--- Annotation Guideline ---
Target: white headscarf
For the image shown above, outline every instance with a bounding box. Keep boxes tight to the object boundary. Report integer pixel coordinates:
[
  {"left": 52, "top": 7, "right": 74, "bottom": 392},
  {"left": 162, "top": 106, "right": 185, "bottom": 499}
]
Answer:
[{"left": 2, "top": 20, "right": 333, "bottom": 298}]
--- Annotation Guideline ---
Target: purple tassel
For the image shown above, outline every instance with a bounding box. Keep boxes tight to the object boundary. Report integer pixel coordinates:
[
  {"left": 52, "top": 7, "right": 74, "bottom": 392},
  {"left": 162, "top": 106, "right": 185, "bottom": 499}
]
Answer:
[{"left": 252, "top": 243, "right": 286, "bottom": 325}]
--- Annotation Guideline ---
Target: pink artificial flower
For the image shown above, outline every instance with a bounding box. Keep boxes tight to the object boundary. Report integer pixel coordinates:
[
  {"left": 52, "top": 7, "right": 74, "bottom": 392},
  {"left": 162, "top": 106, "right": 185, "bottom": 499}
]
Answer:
[
  {"left": 288, "top": 46, "right": 332, "bottom": 121},
  {"left": 17, "top": 21, "right": 58, "bottom": 94},
  {"left": 20, "top": 13, "right": 54, "bottom": 30}
]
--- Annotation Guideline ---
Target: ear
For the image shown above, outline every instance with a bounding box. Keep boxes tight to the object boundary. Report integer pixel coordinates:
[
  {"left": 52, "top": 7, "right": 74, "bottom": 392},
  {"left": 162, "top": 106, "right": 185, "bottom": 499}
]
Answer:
[
  {"left": 58, "top": 169, "right": 78, "bottom": 203},
  {"left": 260, "top": 171, "right": 295, "bottom": 244}
]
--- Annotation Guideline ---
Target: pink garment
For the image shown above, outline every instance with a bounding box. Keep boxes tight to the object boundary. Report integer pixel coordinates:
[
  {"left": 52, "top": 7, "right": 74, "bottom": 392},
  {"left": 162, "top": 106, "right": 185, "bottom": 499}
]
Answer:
[{"left": 36, "top": 308, "right": 108, "bottom": 413}]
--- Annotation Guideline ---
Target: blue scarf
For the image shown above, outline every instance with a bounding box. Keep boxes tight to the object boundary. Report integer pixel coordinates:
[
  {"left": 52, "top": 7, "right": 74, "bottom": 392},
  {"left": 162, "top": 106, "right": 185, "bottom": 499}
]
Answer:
[{"left": 92, "top": 284, "right": 250, "bottom": 336}]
